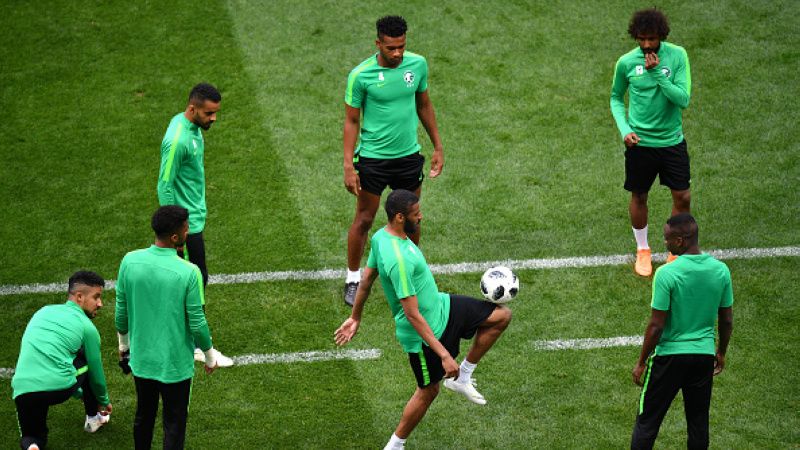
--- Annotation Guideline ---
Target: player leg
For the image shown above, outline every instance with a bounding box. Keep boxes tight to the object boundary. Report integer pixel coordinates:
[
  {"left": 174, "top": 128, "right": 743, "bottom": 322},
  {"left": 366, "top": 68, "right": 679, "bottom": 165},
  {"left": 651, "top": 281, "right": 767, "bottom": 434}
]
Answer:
[
  {"left": 133, "top": 376, "right": 160, "bottom": 450},
  {"left": 345, "top": 157, "right": 385, "bottom": 306},
  {"left": 160, "top": 378, "right": 192, "bottom": 450},
  {"left": 184, "top": 232, "right": 208, "bottom": 287},
  {"left": 386, "top": 349, "right": 446, "bottom": 448},
  {"left": 442, "top": 295, "right": 510, "bottom": 404},
  {"left": 681, "top": 355, "right": 714, "bottom": 450},
  {"left": 661, "top": 140, "right": 691, "bottom": 262},
  {"left": 625, "top": 145, "right": 658, "bottom": 276},
  {"left": 631, "top": 355, "right": 682, "bottom": 450}
]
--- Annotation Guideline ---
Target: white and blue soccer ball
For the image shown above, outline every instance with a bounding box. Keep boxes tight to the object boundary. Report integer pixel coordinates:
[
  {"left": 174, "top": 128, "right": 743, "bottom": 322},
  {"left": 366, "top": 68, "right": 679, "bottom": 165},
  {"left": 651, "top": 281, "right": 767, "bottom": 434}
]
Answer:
[{"left": 480, "top": 266, "right": 519, "bottom": 304}]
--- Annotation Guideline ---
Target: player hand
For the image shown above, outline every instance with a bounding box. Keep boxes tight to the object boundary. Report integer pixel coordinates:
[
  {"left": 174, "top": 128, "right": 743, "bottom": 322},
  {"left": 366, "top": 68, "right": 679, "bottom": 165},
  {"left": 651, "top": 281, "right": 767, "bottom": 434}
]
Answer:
[
  {"left": 99, "top": 403, "right": 112, "bottom": 416},
  {"left": 334, "top": 318, "right": 360, "bottom": 346},
  {"left": 429, "top": 148, "right": 444, "bottom": 178},
  {"left": 713, "top": 352, "right": 725, "bottom": 376},
  {"left": 645, "top": 52, "right": 659, "bottom": 70},
  {"left": 624, "top": 132, "right": 641, "bottom": 148},
  {"left": 344, "top": 166, "right": 361, "bottom": 196},
  {"left": 632, "top": 362, "right": 646, "bottom": 386},
  {"left": 442, "top": 355, "right": 459, "bottom": 379}
]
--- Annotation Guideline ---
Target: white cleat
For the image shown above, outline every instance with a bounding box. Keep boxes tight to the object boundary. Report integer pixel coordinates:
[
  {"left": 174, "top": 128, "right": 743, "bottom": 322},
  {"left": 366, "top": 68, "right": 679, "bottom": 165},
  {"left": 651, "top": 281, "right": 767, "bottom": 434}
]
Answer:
[
  {"left": 84, "top": 413, "right": 110, "bottom": 433},
  {"left": 213, "top": 349, "right": 234, "bottom": 367},
  {"left": 443, "top": 378, "right": 487, "bottom": 405},
  {"left": 194, "top": 348, "right": 206, "bottom": 363}
]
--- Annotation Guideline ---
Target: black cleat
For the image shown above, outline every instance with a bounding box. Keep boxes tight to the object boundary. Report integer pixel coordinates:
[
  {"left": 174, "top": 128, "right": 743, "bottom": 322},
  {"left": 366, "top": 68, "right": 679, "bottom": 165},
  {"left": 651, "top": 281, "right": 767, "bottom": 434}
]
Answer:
[{"left": 344, "top": 282, "right": 359, "bottom": 307}]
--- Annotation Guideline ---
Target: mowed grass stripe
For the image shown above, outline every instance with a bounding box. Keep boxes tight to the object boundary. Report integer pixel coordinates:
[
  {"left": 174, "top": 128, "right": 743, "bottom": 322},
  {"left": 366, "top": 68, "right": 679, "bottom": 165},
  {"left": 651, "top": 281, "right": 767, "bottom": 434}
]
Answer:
[{"left": 2, "top": 245, "right": 798, "bottom": 296}]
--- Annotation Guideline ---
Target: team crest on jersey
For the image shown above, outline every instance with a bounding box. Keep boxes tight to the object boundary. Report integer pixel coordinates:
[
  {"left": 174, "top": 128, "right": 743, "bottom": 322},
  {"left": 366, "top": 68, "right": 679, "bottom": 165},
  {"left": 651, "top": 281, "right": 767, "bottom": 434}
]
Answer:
[
  {"left": 403, "top": 70, "right": 415, "bottom": 87},
  {"left": 661, "top": 66, "right": 672, "bottom": 78}
]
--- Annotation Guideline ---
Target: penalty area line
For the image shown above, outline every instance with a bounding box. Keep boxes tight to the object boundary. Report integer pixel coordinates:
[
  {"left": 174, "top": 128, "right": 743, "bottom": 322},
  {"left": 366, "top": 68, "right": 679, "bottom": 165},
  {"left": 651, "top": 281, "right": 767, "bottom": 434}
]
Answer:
[
  {"left": 0, "top": 348, "right": 382, "bottom": 380},
  {"left": 1, "top": 245, "right": 798, "bottom": 297}
]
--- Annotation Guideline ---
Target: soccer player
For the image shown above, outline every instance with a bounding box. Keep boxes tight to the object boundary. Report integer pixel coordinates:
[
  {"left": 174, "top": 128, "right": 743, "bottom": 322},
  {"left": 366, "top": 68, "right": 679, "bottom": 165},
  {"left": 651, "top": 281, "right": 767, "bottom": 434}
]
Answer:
[
  {"left": 157, "top": 82, "right": 232, "bottom": 366},
  {"left": 342, "top": 15, "right": 445, "bottom": 306},
  {"left": 115, "top": 205, "right": 218, "bottom": 449},
  {"left": 12, "top": 271, "right": 113, "bottom": 450},
  {"left": 335, "top": 189, "right": 511, "bottom": 450},
  {"left": 610, "top": 8, "right": 692, "bottom": 276},
  {"left": 630, "top": 213, "right": 734, "bottom": 449}
]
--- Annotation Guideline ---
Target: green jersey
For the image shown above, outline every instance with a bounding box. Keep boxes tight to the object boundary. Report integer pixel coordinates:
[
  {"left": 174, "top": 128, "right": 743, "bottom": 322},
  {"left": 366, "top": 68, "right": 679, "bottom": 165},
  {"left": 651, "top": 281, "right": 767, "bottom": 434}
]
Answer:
[
  {"left": 610, "top": 42, "right": 691, "bottom": 147},
  {"left": 345, "top": 52, "right": 429, "bottom": 159},
  {"left": 366, "top": 227, "right": 450, "bottom": 353},
  {"left": 651, "top": 253, "right": 733, "bottom": 356},
  {"left": 12, "top": 301, "right": 110, "bottom": 405},
  {"left": 115, "top": 245, "right": 213, "bottom": 383},
  {"left": 157, "top": 113, "right": 207, "bottom": 234}
]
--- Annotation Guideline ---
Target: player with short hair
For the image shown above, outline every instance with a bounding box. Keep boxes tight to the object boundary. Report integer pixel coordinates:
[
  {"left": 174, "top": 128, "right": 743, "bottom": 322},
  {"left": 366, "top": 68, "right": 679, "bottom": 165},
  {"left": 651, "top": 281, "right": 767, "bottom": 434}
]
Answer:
[
  {"left": 115, "top": 205, "right": 218, "bottom": 449},
  {"left": 610, "top": 8, "right": 692, "bottom": 276},
  {"left": 335, "top": 189, "right": 511, "bottom": 450},
  {"left": 157, "top": 82, "right": 232, "bottom": 366},
  {"left": 12, "top": 271, "right": 112, "bottom": 450},
  {"left": 342, "top": 15, "right": 445, "bottom": 306},
  {"left": 631, "top": 213, "right": 734, "bottom": 449}
]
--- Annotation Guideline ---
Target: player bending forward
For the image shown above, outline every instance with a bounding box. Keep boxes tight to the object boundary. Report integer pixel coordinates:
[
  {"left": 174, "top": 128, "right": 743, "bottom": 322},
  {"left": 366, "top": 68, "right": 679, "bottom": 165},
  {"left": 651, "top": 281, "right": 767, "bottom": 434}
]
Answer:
[{"left": 335, "top": 189, "right": 511, "bottom": 450}]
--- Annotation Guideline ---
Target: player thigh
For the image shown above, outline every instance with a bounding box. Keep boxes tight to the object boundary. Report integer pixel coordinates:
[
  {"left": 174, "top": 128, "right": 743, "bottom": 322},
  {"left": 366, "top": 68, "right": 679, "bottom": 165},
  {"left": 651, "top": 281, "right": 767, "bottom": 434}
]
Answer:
[
  {"left": 624, "top": 145, "right": 659, "bottom": 193},
  {"left": 387, "top": 152, "right": 425, "bottom": 192},
  {"left": 657, "top": 140, "right": 690, "bottom": 191},
  {"left": 409, "top": 348, "right": 448, "bottom": 388},
  {"left": 448, "top": 294, "right": 498, "bottom": 339},
  {"left": 354, "top": 155, "right": 391, "bottom": 196}
]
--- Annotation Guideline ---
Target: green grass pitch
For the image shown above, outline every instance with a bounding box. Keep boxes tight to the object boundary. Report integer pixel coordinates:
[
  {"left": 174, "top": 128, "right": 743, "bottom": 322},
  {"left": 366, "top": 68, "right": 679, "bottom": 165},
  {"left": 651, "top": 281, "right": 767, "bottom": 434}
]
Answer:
[{"left": 1, "top": 1, "right": 798, "bottom": 448}]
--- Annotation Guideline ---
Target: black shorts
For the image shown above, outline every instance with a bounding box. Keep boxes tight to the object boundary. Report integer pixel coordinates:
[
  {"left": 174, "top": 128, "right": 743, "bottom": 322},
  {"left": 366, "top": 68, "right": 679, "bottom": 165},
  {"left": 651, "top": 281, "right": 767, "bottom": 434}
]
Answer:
[
  {"left": 624, "top": 140, "right": 690, "bottom": 192},
  {"left": 354, "top": 152, "right": 425, "bottom": 196},
  {"left": 408, "top": 295, "right": 497, "bottom": 387}
]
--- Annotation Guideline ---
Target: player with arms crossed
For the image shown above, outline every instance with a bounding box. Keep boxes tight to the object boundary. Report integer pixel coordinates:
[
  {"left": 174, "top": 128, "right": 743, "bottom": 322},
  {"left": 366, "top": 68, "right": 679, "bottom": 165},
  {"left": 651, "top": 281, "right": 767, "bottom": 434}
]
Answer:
[
  {"left": 335, "top": 189, "right": 511, "bottom": 450},
  {"left": 610, "top": 8, "right": 692, "bottom": 276},
  {"left": 342, "top": 15, "right": 445, "bottom": 306},
  {"left": 631, "top": 213, "right": 734, "bottom": 449}
]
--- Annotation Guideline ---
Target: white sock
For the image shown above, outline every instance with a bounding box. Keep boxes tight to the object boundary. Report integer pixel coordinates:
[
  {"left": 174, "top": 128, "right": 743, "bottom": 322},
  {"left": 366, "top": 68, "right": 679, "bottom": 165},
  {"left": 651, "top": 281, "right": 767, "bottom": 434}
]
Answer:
[
  {"left": 383, "top": 433, "right": 405, "bottom": 449},
  {"left": 633, "top": 226, "right": 649, "bottom": 250},
  {"left": 346, "top": 269, "right": 361, "bottom": 283},
  {"left": 457, "top": 359, "right": 477, "bottom": 384}
]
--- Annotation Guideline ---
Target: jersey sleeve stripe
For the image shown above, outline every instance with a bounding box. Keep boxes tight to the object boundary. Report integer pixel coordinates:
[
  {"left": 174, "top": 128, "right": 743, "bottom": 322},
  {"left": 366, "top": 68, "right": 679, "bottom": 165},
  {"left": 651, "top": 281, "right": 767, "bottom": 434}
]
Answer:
[
  {"left": 346, "top": 59, "right": 375, "bottom": 105},
  {"left": 161, "top": 122, "right": 184, "bottom": 182},
  {"left": 390, "top": 240, "right": 411, "bottom": 298}
]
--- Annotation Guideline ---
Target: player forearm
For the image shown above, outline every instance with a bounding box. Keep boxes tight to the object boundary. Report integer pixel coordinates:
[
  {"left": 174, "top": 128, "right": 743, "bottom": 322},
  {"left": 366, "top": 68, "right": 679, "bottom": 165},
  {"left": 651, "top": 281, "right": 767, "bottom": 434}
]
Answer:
[
  {"left": 85, "top": 331, "right": 111, "bottom": 405},
  {"left": 343, "top": 113, "right": 360, "bottom": 169},
  {"left": 650, "top": 69, "right": 690, "bottom": 108},
  {"left": 350, "top": 270, "right": 377, "bottom": 321},
  {"left": 405, "top": 309, "right": 449, "bottom": 359},
  {"left": 416, "top": 100, "right": 442, "bottom": 151},
  {"left": 637, "top": 321, "right": 663, "bottom": 365},
  {"left": 717, "top": 307, "right": 733, "bottom": 356},
  {"left": 610, "top": 97, "right": 633, "bottom": 138}
]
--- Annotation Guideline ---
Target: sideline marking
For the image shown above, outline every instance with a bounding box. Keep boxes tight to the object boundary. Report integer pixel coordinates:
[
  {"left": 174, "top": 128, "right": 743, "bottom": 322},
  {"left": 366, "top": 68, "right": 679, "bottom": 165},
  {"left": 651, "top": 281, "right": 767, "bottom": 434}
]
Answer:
[
  {"left": 0, "top": 348, "right": 382, "bottom": 380},
  {"left": 1, "top": 245, "right": 798, "bottom": 296},
  {"left": 532, "top": 335, "right": 643, "bottom": 350}
]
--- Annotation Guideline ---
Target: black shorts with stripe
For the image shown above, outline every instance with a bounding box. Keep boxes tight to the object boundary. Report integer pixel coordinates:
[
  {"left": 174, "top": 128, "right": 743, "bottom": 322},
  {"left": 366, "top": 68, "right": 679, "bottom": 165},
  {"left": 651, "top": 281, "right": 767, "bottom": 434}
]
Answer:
[
  {"left": 354, "top": 152, "right": 425, "bottom": 196},
  {"left": 408, "top": 295, "right": 497, "bottom": 388},
  {"left": 624, "top": 139, "right": 690, "bottom": 192}
]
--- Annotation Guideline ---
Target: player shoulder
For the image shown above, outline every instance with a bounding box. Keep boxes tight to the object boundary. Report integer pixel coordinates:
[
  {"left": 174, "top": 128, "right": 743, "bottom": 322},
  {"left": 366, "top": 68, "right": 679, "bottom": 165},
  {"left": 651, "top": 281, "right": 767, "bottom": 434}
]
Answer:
[
  {"left": 348, "top": 55, "right": 378, "bottom": 77},
  {"left": 662, "top": 41, "right": 689, "bottom": 58}
]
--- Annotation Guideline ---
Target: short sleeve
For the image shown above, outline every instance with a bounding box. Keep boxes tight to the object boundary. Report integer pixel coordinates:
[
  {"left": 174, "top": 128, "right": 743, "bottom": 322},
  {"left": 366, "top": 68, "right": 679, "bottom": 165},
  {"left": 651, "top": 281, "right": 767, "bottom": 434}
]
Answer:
[
  {"left": 651, "top": 268, "right": 672, "bottom": 311},
  {"left": 345, "top": 70, "right": 365, "bottom": 108},
  {"left": 366, "top": 245, "right": 377, "bottom": 269},
  {"left": 385, "top": 259, "right": 416, "bottom": 300},
  {"left": 416, "top": 58, "right": 428, "bottom": 92},
  {"left": 720, "top": 266, "right": 734, "bottom": 308}
]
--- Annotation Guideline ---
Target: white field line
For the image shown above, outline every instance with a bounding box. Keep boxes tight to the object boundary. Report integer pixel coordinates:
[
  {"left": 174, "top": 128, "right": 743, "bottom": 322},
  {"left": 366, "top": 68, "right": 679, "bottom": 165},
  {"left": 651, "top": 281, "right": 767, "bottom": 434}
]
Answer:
[
  {"left": 0, "top": 349, "right": 382, "bottom": 380},
  {"left": 1, "top": 245, "right": 798, "bottom": 297},
  {"left": 532, "top": 335, "right": 643, "bottom": 351}
]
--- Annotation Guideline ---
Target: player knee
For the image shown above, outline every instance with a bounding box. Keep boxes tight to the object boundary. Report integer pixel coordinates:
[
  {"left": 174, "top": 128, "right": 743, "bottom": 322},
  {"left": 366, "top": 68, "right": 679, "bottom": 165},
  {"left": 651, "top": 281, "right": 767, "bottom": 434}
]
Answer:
[{"left": 352, "top": 214, "right": 375, "bottom": 234}]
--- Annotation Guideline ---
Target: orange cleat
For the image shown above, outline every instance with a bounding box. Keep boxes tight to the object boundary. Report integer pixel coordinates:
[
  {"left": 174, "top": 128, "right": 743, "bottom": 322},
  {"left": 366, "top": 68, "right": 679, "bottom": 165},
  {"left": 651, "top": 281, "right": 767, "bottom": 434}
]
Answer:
[
  {"left": 666, "top": 252, "right": 678, "bottom": 263},
  {"left": 635, "top": 249, "right": 652, "bottom": 276}
]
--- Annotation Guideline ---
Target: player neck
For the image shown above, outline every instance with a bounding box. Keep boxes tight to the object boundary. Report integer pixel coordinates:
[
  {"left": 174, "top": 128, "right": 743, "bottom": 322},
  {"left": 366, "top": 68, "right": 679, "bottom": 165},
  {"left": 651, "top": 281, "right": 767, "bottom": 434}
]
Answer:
[{"left": 385, "top": 223, "right": 408, "bottom": 239}]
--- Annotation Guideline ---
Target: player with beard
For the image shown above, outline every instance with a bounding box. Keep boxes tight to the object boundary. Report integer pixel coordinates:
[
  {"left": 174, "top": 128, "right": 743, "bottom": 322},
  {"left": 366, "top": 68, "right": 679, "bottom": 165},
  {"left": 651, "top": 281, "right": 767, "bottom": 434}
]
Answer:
[
  {"left": 335, "top": 189, "right": 512, "bottom": 450},
  {"left": 610, "top": 8, "right": 692, "bottom": 277}
]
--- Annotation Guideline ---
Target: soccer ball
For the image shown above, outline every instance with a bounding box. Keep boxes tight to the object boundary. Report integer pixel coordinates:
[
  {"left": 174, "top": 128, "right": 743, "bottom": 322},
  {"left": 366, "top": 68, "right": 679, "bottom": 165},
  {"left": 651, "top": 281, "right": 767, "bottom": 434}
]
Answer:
[{"left": 480, "top": 266, "right": 519, "bottom": 303}]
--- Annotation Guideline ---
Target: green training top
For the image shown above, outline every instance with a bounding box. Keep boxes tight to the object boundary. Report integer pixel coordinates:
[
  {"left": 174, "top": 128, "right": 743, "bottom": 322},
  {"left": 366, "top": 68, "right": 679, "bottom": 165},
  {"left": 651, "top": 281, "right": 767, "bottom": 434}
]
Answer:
[
  {"left": 157, "top": 113, "right": 207, "bottom": 234},
  {"left": 345, "top": 52, "right": 429, "bottom": 159},
  {"left": 610, "top": 42, "right": 691, "bottom": 147},
  {"left": 12, "top": 301, "right": 110, "bottom": 405},
  {"left": 115, "top": 245, "right": 213, "bottom": 383},
  {"left": 366, "top": 227, "right": 450, "bottom": 353},
  {"left": 651, "top": 253, "right": 734, "bottom": 356}
]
